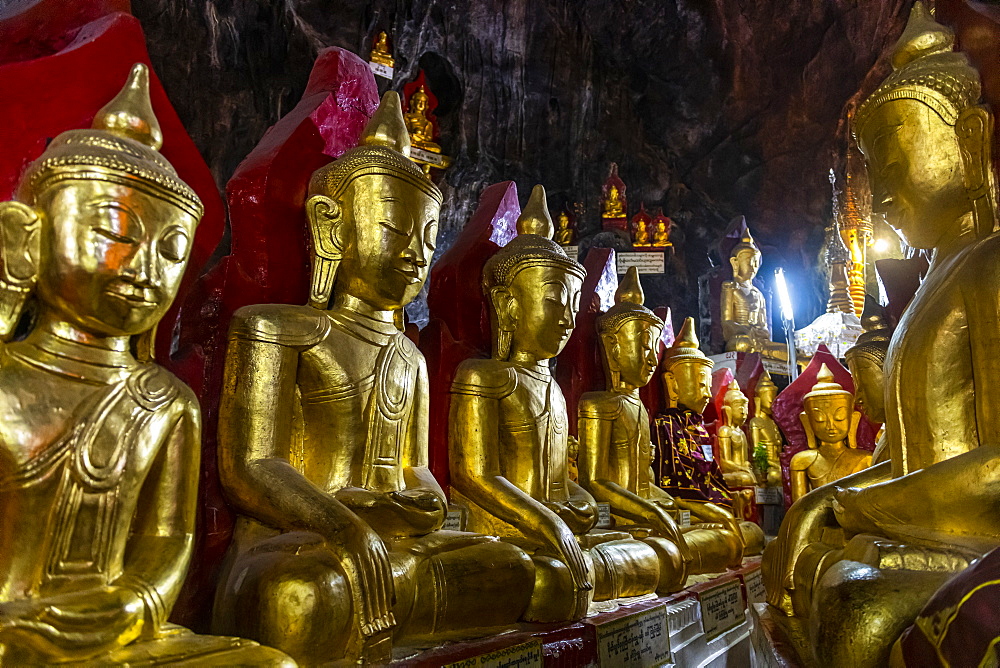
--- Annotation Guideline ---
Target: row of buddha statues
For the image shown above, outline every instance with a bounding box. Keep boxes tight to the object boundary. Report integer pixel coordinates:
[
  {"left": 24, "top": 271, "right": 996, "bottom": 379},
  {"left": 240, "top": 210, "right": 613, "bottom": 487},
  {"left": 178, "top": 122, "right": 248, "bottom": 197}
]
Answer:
[{"left": 4, "top": 2, "right": 1000, "bottom": 665}]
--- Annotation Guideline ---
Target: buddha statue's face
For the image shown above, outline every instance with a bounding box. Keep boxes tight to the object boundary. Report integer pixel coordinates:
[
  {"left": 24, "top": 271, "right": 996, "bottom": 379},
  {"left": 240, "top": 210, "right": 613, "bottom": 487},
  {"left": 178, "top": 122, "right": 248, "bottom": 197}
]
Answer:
[
  {"left": 504, "top": 265, "right": 582, "bottom": 361},
  {"left": 412, "top": 94, "right": 428, "bottom": 115},
  {"left": 664, "top": 361, "right": 712, "bottom": 414},
  {"left": 757, "top": 384, "right": 776, "bottom": 414},
  {"left": 803, "top": 395, "right": 852, "bottom": 445},
  {"left": 558, "top": 213, "right": 570, "bottom": 229},
  {"left": 605, "top": 319, "right": 662, "bottom": 389},
  {"left": 847, "top": 355, "right": 886, "bottom": 423},
  {"left": 331, "top": 174, "right": 439, "bottom": 311},
  {"left": 727, "top": 395, "right": 749, "bottom": 425},
  {"left": 31, "top": 180, "right": 195, "bottom": 337},
  {"left": 730, "top": 247, "right": 760, "bottom": 283},
  {"left": 858, "top": 99, "right": 971, "bottom": 249}
]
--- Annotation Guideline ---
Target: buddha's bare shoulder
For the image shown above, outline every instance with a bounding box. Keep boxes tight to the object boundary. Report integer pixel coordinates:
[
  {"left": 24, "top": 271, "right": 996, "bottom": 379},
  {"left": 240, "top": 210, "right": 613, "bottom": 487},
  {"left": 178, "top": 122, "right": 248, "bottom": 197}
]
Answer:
[
  {"left": 790, "top": 449, "right": 820, "bottom": 470},
  {"left": 955, "top": 233, "right": 1000, "bottom": 282},
  {"left": 578, "top": 391, "right": 626, "bottom": 420},
  {"left": 229, "top": 303, "right": 331, "bottom": 349},
  {"left": 451, "top": 358, "right": 518, "bottom": 398}
]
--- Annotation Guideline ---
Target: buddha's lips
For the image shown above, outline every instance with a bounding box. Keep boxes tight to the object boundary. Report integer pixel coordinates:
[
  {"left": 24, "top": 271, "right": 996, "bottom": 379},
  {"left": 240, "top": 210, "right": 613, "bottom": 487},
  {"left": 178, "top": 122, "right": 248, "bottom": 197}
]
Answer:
[
  {"left": 392, "top": 267, "right": 423, "bottom": 284},
  {"left": 105, "top": 284, "right": 158, "bottom": 305}
]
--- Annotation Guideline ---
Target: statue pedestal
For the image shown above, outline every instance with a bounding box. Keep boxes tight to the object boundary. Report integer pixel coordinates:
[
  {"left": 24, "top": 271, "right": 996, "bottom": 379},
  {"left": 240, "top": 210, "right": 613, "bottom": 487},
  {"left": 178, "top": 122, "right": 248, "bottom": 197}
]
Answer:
[{"left": 389, "top": 560, "right": 765, "bottom": 667}]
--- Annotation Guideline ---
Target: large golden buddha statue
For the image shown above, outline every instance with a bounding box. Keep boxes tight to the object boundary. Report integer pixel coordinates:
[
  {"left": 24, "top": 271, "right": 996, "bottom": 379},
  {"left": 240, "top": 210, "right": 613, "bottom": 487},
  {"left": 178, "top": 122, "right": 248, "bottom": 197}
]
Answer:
[
  {"left": 763, "top": 5, "right": 1000, "bottom": 665},
  {"left": 720, "top": 229, "right": 788, "bottom": 362},
  {"left": 748, "top": 370, "right": 783, "bottom": 487},
  {"left": 450, "top": 186, "right": 661, "bottom": 623},
  {"left": 212, "top": 92, "right": 534, "bottom": 665},
  {"left": 716, "top": 379, "right": 758, "bottom": 488},
  {"left": 789, "top": 365, "right": 871, "bottom": 503},
  {"left": 578, "top": 268, "right": 744, "bottom": 581},
  {"left": 0, "top": 65, "right": 289, "bottom": 665}
]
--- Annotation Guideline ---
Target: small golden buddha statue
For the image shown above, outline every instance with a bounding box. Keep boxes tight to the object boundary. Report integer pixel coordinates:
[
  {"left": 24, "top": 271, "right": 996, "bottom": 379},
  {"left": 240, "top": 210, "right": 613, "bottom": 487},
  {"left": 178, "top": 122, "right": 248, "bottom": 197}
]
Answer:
[
  {"left": 555, "top": 210, "right": 575, "bottom": 246},
  {"left": 450, "top": 185, "right": 661, "bottom": 623},
  {"left": 404, "top": 85, "right": 439, "bottom": 150},
  {"left": 633, "top": 217, "right": 651, "bottom": 246},
  {"left": 748, "top": 370, "right": 783, "bottom": 486},
  {"left": 765, "top": 7, "right": 1000, "bottom": 664},
  {"left": 716, "top": 379, "right": 759, "bottom": 488},
  {"left": 720, "top": 229, "right": 788, "bottom": 362},
  {"left": 844, "top": 308, "right": 891, "bottom": 461},
  {"left": 369, "top": 31, "right": 394, "bottom": 68},
  {"left": 213, "top": 92, "right": 534, "bottom": 665},
  {"left": 789, "top": 365, "right": 871, "bottom": 502},
  {"left": 603, "top": 184, "right": 626, "bottom": 218},
  {"left": 652, "top": 217, "right": 671, "bottom": 247},
  {"left": 578, "top": 268, "right": 744, "bottom": 586},
  {"left": 0, "top": 64, "right": 290, "bottom": 665}
]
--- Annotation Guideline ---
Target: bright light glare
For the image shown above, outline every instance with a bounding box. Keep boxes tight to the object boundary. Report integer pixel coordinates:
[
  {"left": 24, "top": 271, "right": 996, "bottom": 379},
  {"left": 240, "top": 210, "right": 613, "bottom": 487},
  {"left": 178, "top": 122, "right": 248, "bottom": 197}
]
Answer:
[
  {"left": 873, "top": 238, "right": 890, "bottom": 253},
  {"left": 774, "top": 268, "right": 794, "bottom": 322}
]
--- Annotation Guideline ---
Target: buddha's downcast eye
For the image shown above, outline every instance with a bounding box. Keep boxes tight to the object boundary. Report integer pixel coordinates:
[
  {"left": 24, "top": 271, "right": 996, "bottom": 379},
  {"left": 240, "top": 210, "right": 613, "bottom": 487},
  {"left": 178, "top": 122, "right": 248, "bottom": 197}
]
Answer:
[{"left": 159, "top": 227, "right": 190, "bottom": 263}]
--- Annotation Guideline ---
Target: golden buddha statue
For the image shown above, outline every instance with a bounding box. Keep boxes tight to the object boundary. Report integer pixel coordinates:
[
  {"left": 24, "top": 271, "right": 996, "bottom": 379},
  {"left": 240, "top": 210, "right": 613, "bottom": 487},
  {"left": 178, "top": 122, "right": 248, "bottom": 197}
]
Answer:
[
  {"left": 579, "top": 269, "right": 744, "bottom": 582},
  {"left": 0, "top": 64, "right": 290, "bottom": 666},
  {"left": 652, "top": 217, "right": 671, "bottom": 247},
  {"left": 555, "top": 210, "right": 575, "bottom": 246},
  {"left": 603, "top": 184, "right": 626, "bottom": 218},
  {"left": 450, "top": 185, "right": 661, "bottom": 623},
  {"left": 633, "top": 217, "right": 651, "bottom": 246},
  {"left": 716, "top": 379, "right": 758, "bottom": 488},
  {"left": 404, "top": 85, "right": 439, "bottom": 150},
  {"left": 720, "top": 229, "right": 788, "bottom": 362},
  {"left": 845, "top": 306, "right": 891, "bottom": 462},
  {"left": 765, "top": 9, "right": 1000, "bottom": 664},
  {"left": 748, "top": 370, "right": 783, "bottom": 486},
  {"left": 788, "top": 364, "right": 871, "bottom": 502},
  {"left": 369, "top": 31, "right": 394, "bottom": 68},
  {"left": 213, "top": 92, "right": 534, "bottom": 665}
]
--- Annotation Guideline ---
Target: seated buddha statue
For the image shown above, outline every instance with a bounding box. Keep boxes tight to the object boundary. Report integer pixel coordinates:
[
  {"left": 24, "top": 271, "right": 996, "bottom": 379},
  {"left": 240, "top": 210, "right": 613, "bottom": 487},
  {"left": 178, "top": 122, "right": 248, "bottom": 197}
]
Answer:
[
  {"left": 370, "top": 31, "right": 394, "bottom": 68},
  {"left": 578, "top": 268, "right": 744, "bottom": 582},
  {"left": 652, "top": 217, "right": 671, "bottom": 247},
  {"left": 404, "top": 85, "right": 440, "bottom": 152},
  {"left": 212, "top": 92, "right": 534, "bottom": 665},
  {"left": 0, "top": 64, "right": 290, "bottom": 666},
  {"left": 633, "top": 218, "right": 651, "bottom": 246},
  {"left": 450, "top": 185, "right": 661, "bottom": 623},
  {"left": 748, "top": 370, "right": 783, "bottom": 487},
  {"left": 764, "top": 7, "right": 1000, "bottom": 664},
  {"left": 716, "top": 379, "right": 758, "bottom": 488},
  {"left": 844, "top": 308, "right": 891, "bottom": 462},
  {"left": 555, "top": 210, "right": 575, "bottom": 246},
  {"left": 654, "top": 317, "right": 765, "bottom": 556},
  {"left": 603, "top": 184, "right": 626, "bottom": 218},
  {"left": 789, "top": 365, "right": 871, "bottom": 503},
  {"left": 720, "top": 229, "right": 788, "bottom": 362}
]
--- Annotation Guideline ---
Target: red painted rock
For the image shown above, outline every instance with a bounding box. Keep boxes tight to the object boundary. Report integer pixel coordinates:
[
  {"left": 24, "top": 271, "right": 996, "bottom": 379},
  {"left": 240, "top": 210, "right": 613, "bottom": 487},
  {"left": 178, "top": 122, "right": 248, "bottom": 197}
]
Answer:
[
  {"left": 420, "top": 181, "right": 519, "bottom": 491},
  {"left": 168, "top": 47, "right": 378, "bottom": 628}
]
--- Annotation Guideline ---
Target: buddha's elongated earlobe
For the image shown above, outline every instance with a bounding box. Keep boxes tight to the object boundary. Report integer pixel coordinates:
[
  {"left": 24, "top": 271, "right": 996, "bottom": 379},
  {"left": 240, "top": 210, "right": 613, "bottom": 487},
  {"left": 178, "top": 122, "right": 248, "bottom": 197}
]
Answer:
[{"left": 0, "top": 201, "right": 40, "bottom": 340}]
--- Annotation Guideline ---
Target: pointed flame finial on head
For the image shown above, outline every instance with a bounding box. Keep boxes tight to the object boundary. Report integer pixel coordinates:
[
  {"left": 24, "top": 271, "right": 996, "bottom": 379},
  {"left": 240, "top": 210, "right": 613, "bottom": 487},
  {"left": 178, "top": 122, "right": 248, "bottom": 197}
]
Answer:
[
  {"left": 662, "top": 316, "right": 712, "bottom": 371},
  {"left": 516, "top": 184, "right": 555, "bottom": 238},
  {"left": 361, "top": 91, "right": 412, "bottom": 157},
  {"left": 804, "top": 363, "right": 852, "bottom": 402},
  {"left": 92, "top": 63, "right": 163, "bottom": 150},
  {"left": 615, "top": 266, "right": 644, "bottom": 306}
]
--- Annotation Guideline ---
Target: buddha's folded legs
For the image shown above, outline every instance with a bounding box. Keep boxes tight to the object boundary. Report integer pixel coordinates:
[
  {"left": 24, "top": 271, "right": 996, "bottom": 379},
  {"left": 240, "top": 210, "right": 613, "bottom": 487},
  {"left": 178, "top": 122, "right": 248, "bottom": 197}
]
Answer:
[
  {"left": 677, "top": 527, "right": 742, "bottom": 575},
  {"left": 641, "top": 536, "right": 686, "bottom": 592},
  {"left": 100, "top": 628, "right": 296, "bottom": 667},
  {"left": 589, "top": 538, "right": 661, "bottom": 600}
]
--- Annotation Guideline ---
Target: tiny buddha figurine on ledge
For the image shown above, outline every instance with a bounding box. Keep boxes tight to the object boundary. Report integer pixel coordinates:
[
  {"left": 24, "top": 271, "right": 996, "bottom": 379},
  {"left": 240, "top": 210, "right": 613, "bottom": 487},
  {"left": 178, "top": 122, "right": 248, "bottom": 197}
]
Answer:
[
  {"left": 748, "top": 370, "right": 783, "bottom": 486},
  {"left": 449, "top": 185, "right": 662, "bottom": 623},
  {"left": 555, "top": 209, "right": 576, "bottom": 246},
  {"left": 212, "top": 92, "right": 534, "bottom": 665},
  {"left": 578, "top": 268, "right": 745, "bottom": 579},
  {"left": 403, "top": 77, "right": 452, "bottom": 175},
  {"left": 0, "top": 64, "right": 290, "bottom": 665},
  {"left": 720, "top": 229, "right": 788, "bottom": 363}
]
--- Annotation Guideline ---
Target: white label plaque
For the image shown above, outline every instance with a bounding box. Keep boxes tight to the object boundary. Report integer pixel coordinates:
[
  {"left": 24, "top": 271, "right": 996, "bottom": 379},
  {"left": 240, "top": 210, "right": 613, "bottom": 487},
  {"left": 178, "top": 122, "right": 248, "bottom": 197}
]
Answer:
[
  {"left": 742, "top": 566, "right": 766, "bottom": 605},
  {"left": 444, "top": 639, "right": 542, "bottom": 668},
  {"left": 594, "top": 604, "right": 670, "bottom": 667},
  {"left": 561, "top": 244, "right": 579, "bottom": 259},
  {"left": 616, "top": 252, "right": 664, "bottom": 275},
  {"left": 699, "top": 579, "right": 746, "bottom": 639},
  {"left": 410, "top": 146, "right": 448, "bottom": 167},
  {"left": 368, "top": 61, "right": 393, "bottom": 79},
  {"left": 755, "top": 486, "right": 782, "bottom": 505},
  {"left": 442, "top": 507, "right": 465, "bottom": 531},
  {"left": 596, "top": 502, "right": 613, "bottom": 528},
  {"left": 678, "top": 510, "right": 691, "bottom": 527},
  {"left": 701, "top": 442, "right": 714, "bottom": 461}
]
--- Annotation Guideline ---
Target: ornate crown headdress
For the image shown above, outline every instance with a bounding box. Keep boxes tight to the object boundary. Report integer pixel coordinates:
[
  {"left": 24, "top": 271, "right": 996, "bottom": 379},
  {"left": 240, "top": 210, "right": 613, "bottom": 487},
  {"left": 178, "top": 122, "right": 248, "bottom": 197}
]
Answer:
[
  {"left": 596, "top": 266, "right": 662, "bottom": 335},
  {"left": 803, "top": 363, "right": 852, "bottom": 403},
  {"left": 662, "top": 316, "right": 713, "bottom": 371},
  {"left": 845, "top": 302, "right": 892, "bottom": 366}
]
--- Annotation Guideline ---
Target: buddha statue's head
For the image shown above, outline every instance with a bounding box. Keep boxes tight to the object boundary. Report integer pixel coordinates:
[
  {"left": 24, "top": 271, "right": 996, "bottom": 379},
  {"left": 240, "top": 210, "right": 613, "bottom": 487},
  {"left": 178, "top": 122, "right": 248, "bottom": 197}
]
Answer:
[
  {"left": 661, "top": 317, "right": 714, "bottom": 414},
  {"left": 409, "top": 86, "right": 430, "bottom": 116},
  {"left": 0, "top": 63, "right": 203, "bottom": 341},
  {"left": 855, "top": 1, "right": 997, "bottom": 248},
  {"left": 376, "top": 31, "right": 389, "bottom": 52},
  {"left": 723, "top": 379, "right": 749, "bottom": 427},
  {"left": 596, "top": 266, "right": 663, "bottom": 392},
  {"left": 800, "top": 363, "right": 856, "bottom": 448},
  {"left": 557, "top": 211, "right": 571, "bottom": 230},
  {"left": 844, "top": 309, "right": 891, "bottom": 423},
  {"left": 755, "top": 370, "right": 778, "bottom": 417},
  {"left": 483, "top": 184, "right": 586, "bottom": 362},
  {"left": 729, "top": 230, "right": 762, "bottom": 284},
  {"left": 306, "top": 91, "right": 442, "bottom": 313}
]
